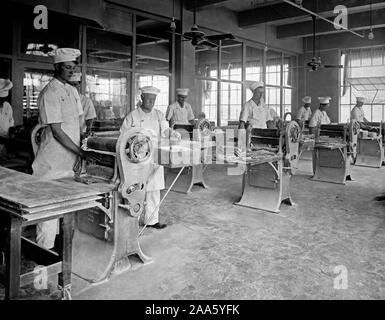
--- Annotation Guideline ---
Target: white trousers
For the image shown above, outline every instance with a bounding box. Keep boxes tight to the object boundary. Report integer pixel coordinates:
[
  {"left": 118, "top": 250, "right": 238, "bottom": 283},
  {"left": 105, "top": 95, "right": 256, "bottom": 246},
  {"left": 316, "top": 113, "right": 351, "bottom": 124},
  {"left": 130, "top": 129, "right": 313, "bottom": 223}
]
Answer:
[
  {"left": 144, "top": 190, "right": 160, "bottom": 225},
  {"left": 36, "top": 219, "right": 59, "bottom": 249}
]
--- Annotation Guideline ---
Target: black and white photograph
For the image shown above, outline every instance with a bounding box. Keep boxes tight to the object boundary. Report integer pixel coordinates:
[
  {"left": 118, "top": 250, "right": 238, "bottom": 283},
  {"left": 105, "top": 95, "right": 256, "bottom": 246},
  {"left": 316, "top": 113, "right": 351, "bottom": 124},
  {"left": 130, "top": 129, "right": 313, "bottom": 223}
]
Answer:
[{"left": 0, "top": 0, "right": 385, "bottom": 306}]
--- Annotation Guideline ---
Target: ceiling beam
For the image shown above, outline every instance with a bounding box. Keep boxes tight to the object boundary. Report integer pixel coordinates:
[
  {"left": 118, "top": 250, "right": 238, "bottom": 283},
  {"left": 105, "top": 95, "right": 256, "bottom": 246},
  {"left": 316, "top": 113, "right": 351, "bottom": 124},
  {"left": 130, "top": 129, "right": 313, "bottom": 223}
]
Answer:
[
  {"left": 185, "top": 0, "right": 232, "bottom": 11},
  {"left": 239, "top": 0, "right": 385, "bottom": 28},
  {"left": 277, "top": 8, "right": 385, "bottom": 39}
]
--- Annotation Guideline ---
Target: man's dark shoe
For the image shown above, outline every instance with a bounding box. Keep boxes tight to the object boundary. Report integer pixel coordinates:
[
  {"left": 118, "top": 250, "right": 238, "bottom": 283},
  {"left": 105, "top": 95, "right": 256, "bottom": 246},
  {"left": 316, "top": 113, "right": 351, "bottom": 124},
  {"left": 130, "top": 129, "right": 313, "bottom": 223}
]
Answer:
[{"left": 147, "top": 223, "right": 167, "bottom": 229}]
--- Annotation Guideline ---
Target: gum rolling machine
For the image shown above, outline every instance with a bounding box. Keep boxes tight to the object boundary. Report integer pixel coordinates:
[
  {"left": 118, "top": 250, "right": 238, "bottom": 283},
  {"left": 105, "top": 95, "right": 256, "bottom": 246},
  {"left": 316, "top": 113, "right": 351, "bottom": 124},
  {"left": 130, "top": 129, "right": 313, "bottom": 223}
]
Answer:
[
  {"left": 355, "top": 122, "right": 384, "bottom": 168},
  {"left": 32, "top": 126, "right": 156, "bottom": 285},
  {"left": 234, "top": 121, "right": 300, "bottom": 213},
  {"left": 164, "top": 119, "right": 215, "bottom": 193},
  {"left": 312, "top": 122, "right": 358, "bottom": 185}
]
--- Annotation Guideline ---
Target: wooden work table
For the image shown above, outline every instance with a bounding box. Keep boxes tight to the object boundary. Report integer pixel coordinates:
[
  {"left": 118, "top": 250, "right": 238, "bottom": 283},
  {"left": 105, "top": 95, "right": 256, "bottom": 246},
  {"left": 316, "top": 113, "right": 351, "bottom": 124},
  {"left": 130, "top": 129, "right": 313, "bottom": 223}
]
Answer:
[{"left": 0, "top": 167, "right": 102, "bottom": 300}]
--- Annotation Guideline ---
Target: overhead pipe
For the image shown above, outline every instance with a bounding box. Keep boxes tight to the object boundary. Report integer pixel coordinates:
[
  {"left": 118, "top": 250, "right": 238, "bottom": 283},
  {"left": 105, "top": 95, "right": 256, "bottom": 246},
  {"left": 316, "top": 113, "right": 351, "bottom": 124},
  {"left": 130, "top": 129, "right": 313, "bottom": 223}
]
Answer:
[{"left": 282, "top": 0, "right": 364, "bottom": 38}]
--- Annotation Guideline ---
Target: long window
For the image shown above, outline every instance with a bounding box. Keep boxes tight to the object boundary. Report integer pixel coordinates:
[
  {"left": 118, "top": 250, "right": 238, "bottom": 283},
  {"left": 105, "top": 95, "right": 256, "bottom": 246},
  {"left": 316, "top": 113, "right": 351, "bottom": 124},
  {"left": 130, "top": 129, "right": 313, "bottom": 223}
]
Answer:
[
  {"left": 196, "top": 41, "right": 296, "bottom": 126},
  {"left": 340, "top": 47, "right": 385, "bottom": 122}
]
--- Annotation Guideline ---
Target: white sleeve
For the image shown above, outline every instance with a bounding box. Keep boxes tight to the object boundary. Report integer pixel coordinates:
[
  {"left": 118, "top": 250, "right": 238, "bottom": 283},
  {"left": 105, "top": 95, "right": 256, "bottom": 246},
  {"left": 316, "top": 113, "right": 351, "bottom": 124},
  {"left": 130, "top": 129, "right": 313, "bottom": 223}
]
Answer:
[
  {"left": 120, "top": 113, "right": 133, "bottom": 133},
  {"left": 309, "top": 111, "right": 319, "bottom": 127},
  {"left": 296, "top": 108, "right": 304, "bottom": 120},
  {"left": 239, "top": 103, "right": 249, "bottom": 122}
]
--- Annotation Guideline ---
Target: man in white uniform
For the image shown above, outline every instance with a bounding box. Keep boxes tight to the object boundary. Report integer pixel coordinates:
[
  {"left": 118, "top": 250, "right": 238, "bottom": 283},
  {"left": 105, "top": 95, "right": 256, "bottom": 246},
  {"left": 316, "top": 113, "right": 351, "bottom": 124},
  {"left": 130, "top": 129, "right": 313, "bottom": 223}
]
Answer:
[
  {"left": 32, "top": 48, "right": 87, "bottom": 249},
  {"left": 166, "top": 88, "right": 195, "bottom": 127},
  {"left": 68, "top": 72, "right": 97, "bottom": 134},
  {"left": 309, "top": 97, "right": 332, "bottom": 134},
  {"left": 296, "top": 96, "right": 313, "bottom": 128},
  {"left": 238, "top": 81, "right": 273, "bottom": 129},
  {"left": 120, "top": 86, "right": 170, "bottom": 229},
  {"left": 350, "top": 97, "right": 369, "bottom": 123},
  {"left": 0, "top": 79, "right": 14, "bottom": 159}
]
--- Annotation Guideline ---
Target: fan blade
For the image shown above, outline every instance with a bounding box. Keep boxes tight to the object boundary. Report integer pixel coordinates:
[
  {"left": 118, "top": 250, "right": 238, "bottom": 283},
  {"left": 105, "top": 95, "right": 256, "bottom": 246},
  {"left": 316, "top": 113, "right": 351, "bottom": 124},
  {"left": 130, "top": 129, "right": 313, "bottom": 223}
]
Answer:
[
  {"left": 323, "top": 65, "right": 343, "bottom": 68},
  {"left": 205, "top": 33, "right": 235, "bottom": 41},
  {"left": 198, "top": 39, "right": 218, "bottom": 48}
]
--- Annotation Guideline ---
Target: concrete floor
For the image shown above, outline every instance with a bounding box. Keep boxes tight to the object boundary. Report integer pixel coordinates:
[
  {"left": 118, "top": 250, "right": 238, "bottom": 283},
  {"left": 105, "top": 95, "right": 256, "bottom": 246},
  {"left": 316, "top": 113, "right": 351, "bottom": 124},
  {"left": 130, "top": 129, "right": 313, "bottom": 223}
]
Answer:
[{"left": 1, "top": 160, "right": 385, "bottom": 299}]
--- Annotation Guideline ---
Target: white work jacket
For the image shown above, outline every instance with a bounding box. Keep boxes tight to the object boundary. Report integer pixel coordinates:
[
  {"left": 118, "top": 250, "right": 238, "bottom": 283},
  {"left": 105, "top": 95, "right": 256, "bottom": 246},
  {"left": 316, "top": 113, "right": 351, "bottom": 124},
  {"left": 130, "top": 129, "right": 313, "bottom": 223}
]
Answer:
[
  {"left": 32, "top": 78, "right": 83, "bottom": 180},
  {"left": 239, "top": 99, "right": 272, "bottom": 129},
  {"left": 121, "top": 106, "right": 169, "bottom": 191},
  {"left": 166, "top": 101, "right": 195, "bottom": 125},
  {"left": 309, "top": 109, "right": 331, "bottom": 127}
]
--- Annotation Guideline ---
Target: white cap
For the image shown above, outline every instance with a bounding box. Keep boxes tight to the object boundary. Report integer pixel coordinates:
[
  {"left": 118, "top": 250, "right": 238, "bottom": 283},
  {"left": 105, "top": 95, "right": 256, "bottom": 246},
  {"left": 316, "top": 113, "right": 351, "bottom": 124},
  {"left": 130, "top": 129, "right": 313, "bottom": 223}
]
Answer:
[
  {"left": 68, "top": 72, "right": 82, "bottom": 82},
  {"left": 356, "top": 97, "right": 365, "bottom": 103},
  {"left": 48, "top": 48, "right": 81, "bottom": 64},
  {"left": 0, "top": 79, "right": 13, "bottom": 98},
  {"left": 318, "top": 96, "right": 331, "bottom": 104},
  {"left": 302, "top": 96, "right": 311, "bottom": 104},
  {"left": 140, "top": 86, "right": 160, "bottom": 96},
  {"left": 176, "top": 88, "right": 189, "bottom": 96},
  {"left": 247, "top": 81, "right": 264, "bottom": 92}
]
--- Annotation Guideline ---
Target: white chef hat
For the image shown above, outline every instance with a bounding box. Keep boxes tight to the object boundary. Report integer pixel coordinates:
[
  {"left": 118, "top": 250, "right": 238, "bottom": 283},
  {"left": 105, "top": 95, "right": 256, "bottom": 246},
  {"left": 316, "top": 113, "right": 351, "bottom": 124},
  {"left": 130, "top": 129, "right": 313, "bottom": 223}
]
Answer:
[
  {"left": 318, "top": 96, "right": 331, "bottom": 104},
  {"left": 0, "top": 79, "right": 13, "bottom": 98},
  {"left": 48, "top": 48, "right": 81, "bottom": 64},
  {"left": 248, "top": 81, "right": 265, "bottom": 92},
  {"left": 302, "top": 96, "right": 311, "bottom": 104},
  {"left": 356, "top": 97, "right": 366, "bottom": 103},
  {"left": 140, "top": 86, "right": 160, "bottom": 96},
  {"left": 176, "top": 88, "right": 190, "bottom": 96},
  {"left": 68, "top": 72, "right": 82, "bottom": 82}
]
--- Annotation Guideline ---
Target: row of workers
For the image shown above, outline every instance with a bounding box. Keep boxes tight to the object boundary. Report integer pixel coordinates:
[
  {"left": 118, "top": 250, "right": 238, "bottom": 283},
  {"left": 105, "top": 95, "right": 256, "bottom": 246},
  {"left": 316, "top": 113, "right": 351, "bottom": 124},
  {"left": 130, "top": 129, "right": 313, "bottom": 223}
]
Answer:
[
  {"left": 239, "top": 80, "right": 369, "bottom": 131},
  {"left": 0, "top": 47, "right": 373, "bottom": 250},
  {"left": 17, "top": 48, "right": 194, "bottom": 250}
]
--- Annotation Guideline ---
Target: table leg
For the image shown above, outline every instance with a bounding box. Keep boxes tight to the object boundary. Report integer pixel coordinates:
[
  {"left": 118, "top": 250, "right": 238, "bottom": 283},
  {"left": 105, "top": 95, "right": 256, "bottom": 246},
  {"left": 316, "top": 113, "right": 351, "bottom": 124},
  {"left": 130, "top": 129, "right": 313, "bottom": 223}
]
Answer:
[
  {"left": 5, "top": 217, "right": 22, "bottom": 300},
  {"left": 58, "top": 214, "right": 74, "bottom": 300}
]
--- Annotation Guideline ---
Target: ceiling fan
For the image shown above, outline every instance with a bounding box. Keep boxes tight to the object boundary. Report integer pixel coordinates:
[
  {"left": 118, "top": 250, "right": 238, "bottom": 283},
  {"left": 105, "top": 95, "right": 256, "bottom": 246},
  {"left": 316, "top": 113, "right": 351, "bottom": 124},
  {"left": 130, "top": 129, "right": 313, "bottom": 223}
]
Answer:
[
  {"left": 305, "top": 15, "right": 343, "bottom": 71},
  {"left": 181, "top": 0, "right": 235, "bottom": 49}
]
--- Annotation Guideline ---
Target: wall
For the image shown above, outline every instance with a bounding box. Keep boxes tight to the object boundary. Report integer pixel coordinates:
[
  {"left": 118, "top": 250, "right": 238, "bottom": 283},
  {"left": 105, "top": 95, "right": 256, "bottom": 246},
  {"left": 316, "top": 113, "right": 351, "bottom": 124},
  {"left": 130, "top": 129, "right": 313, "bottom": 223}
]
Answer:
[
  {"left": 297, "top": 27, "right": 385, "bottom": 122},
  {"left": 297, "top": 49, "right": 340, "bottom": 122}
]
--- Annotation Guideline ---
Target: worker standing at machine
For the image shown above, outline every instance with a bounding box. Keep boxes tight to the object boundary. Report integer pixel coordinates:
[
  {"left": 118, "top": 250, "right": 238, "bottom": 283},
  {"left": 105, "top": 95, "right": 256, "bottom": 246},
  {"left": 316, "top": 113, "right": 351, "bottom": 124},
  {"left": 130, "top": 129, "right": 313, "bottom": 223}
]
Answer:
[
  {"left": 238, "top": 81, "right": 273, "bottom": 130},
  {"left": 0, "top": 79, "right": 14, "bottom": 159},
  {"left": 308, "top": 96, "right": 331, "bottom": 135},
  {"left": 296, "top": 96, "right": 313, "bottom": 128},
  {"left": 32, "top": 48, "right": 88, "bottom": 249},
  {"left": 350, "top": 97, "right": 369, "bottom": 123},
  {"left": 68, "top": 72, "right": 97, "bottom": 135},
  {"left": 166, "top": 88, "right": 195, "bottom": 127},
  {"left": 121, "top": 86, "right": 171, "bottom": 229}
]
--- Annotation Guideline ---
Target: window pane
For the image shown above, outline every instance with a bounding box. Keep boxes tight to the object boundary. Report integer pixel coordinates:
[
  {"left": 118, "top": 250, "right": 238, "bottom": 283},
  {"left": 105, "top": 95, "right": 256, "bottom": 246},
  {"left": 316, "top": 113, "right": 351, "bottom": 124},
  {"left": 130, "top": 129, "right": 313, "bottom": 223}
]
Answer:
[
  {"left": 283, "top": 88, "right": 292, "bottom": 115},
  {"left": 221, "top": 41, "right": 242, "bottom": 81},
  {"left": 23, "top": 69, "right": 53, "bottom": 125},
  {"left": 21, "top": 10, "right": 79, "bottom": 56},
  {"left": 194, "top": 80, "right": 217, "bottom": 124},
  {"left": 283, "top": 54, "right": 295, "bottom": 87},
  {"left": 246, "top": 46, "right": 263, "bottom": 81},
  {"left": 135, "top": 74, "right": 169, "bottom": 115},
  {"left": 372, "top": 105, "right": 383, "bottom": 122},
  {"left": 266, "top": 50, "right": 281, "bottom": 86},
  {"left": 340, "top": 105, "right": 351, "bottom": 123},
  {"left": 220, "top": 82, "right": 241, "bottom": 125},
  {"left": 196, "top": 48, "right": 218, "bottom": 78},
  {"left": 266, "top": 87, "right": 281, "bottom": 117},
  {"left": 136, "top": 17, "right": 170, "bottom": 74},
  {"left": 87, "top": 28, "right": 132, "bottom": 69},
  {"left": 86, "top": 69, "right": 130, "bottom": 120}
]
